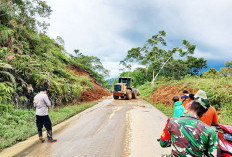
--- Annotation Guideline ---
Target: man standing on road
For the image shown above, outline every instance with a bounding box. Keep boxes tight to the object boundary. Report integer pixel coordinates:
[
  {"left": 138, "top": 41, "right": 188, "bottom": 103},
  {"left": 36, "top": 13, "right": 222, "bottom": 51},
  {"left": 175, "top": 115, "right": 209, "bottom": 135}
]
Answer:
[
  {"left": 160, "top": 98, "right": 218, "bottom": 156},
  {"left": 34, "top": 87, "right": 57, "bottom": 143}
]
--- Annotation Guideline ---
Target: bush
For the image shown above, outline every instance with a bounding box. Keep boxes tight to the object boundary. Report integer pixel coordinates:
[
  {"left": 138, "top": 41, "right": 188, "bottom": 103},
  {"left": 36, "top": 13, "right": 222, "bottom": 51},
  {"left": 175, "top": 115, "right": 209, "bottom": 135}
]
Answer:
[{"left": 0, "top": 104, "right": 14, "bottom": 113}]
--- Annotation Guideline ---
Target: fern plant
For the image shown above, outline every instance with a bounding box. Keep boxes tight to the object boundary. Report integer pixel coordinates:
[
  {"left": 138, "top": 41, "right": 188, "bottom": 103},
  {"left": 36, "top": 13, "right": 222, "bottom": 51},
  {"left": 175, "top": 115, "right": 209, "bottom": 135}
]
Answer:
[
  {"left": 0, "top": 25, "right": 14, "bottom": 44},
  {"left": 0, "top": 82, "right": 14, "bottom": 104}
]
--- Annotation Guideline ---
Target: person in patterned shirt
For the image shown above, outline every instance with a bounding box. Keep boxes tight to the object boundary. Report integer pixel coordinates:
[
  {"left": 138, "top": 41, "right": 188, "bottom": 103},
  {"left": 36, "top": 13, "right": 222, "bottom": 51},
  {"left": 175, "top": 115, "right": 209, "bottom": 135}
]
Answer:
[{"left": 160, "top": 98, "right": 218, "bottom": 156}]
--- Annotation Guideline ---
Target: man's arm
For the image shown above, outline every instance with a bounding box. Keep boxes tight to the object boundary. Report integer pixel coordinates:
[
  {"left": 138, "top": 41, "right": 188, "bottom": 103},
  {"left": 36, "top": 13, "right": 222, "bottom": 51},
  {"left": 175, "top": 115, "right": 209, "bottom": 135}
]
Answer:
[
  {"left": 160, "top": 118, "right": 171, "bottom": 147},
  {"left": 33, "top": 96, "right": 36, "bottom": 108},
  {"left": 33, "top": 100, "right": 36, "bottom": 107},
  {"left": 44, "top": 94, "right": 51, "bottom": 107}
]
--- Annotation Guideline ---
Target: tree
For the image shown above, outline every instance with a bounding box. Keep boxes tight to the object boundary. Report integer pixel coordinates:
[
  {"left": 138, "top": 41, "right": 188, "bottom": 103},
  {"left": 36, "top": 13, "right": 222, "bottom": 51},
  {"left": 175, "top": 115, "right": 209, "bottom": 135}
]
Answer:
[
  {"left": 121, "top": 31, "right": 196, "bottom": 84},
  {"left": 225, "top": 61, "right": 232, "bottom": 68},
  {"left": 119, "top": 61, "right": 132, "bottom": 77},
  {"left": 220, "top": 61, "right": 232, "bottom": 77},
  {"left": 0, "top": 0, "right": 52, "bottom": 54},
  {"left": 202, "top": 68, "right": 220, "bottom": 79},
  {"left": 186, "top": 56, "right": 207, "bottom": 75},
  {"left": 164, "top": 59, "right": 188, "bottom": 80},
  {"left": 0, "top": 0, "right": 52, "bottom": 31}
]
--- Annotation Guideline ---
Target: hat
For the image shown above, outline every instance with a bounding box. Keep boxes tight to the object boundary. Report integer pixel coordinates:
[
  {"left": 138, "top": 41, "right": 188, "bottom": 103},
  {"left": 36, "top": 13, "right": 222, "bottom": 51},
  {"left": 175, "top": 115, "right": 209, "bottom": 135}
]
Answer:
[
  {"left": 194, "top": 90, "right": 207, "bottom": 99},
  {"left": 194, "top": 98, "right": 210, "bottom": 109}
]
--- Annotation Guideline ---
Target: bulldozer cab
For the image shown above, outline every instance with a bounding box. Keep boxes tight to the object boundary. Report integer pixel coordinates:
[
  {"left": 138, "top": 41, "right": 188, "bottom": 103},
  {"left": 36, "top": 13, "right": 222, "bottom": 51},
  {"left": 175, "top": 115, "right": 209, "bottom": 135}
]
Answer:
[{"left": 119, "top": 77, "right": 131, "bottom": 89}]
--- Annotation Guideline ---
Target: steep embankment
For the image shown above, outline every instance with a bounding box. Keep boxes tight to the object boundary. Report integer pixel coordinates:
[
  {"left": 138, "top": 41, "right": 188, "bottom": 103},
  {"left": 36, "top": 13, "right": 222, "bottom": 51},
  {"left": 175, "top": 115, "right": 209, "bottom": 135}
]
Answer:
[
  {"left": 68, "top": 65, "right": 111, "bottom": 102},
  {"left": 149, "top": 84, "right": 198, "bottom": 106}
]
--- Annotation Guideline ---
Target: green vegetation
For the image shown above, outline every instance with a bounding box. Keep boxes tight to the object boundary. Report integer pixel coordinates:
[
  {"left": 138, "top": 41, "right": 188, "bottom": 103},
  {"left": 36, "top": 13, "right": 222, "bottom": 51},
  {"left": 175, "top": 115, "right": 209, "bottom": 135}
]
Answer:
[
  {"left": 138, "top": 76, "right": 232, "bottom": 126},
  {"left": 0, "top": 102, "right": 97, "bottom": 149},
  {"left": 0, "top": 0, "right": 108, "bottom": 108}
]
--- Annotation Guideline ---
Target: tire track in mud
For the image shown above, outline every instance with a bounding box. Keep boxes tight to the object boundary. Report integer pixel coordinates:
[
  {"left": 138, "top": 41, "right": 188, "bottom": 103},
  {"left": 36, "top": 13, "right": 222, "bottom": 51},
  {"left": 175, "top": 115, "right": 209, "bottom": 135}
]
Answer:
[{"left": 93, "top": 106, "right": 123, "bottom": 136}]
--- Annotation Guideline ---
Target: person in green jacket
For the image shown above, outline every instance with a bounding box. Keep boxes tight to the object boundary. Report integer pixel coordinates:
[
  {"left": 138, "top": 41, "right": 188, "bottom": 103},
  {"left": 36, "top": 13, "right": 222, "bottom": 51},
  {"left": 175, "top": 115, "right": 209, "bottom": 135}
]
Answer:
[{"left": 173, "top": 96, "right": 185, "bottom": 118}]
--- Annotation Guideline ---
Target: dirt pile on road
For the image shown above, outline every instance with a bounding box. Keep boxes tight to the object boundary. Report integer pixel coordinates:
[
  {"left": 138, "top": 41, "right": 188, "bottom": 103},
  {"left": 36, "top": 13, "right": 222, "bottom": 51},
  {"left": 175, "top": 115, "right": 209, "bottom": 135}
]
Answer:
[
  {"left": 80, "top": 84, "right": 111, "bottom": 101},
  {"left": 67, "top": 65, "right": 111, "bottom": 102},
  {"left": 149, "top": 84, "right": 198, "bottom": 106}
]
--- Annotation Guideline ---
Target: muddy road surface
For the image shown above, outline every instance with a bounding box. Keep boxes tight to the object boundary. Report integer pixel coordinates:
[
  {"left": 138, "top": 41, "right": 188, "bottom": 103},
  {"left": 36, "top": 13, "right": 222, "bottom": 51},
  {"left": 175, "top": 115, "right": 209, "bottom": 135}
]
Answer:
[{"left": 2, "top": 97, "right": 171, "bottom": 157}]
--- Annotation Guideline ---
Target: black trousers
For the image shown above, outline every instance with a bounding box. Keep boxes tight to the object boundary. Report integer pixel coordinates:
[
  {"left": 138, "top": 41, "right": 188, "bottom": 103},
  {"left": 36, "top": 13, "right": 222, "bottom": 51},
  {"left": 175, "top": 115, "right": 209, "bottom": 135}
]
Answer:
[{"left": 36, "top": 115, "right": 52, "bottom": 132}]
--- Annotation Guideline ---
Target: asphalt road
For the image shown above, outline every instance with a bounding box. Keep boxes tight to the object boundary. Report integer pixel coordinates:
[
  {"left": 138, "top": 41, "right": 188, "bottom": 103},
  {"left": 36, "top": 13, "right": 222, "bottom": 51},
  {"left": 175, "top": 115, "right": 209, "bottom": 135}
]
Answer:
[{"left": 3, "top": 97, "right": 171, "bottom": 157}]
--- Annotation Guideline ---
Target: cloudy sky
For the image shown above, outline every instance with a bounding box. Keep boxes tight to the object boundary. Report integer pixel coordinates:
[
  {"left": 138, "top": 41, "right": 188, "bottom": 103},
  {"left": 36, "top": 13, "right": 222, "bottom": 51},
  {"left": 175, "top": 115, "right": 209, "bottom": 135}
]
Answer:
[{"left": 46, "top": 0, "right": 232, "bottom": 78}]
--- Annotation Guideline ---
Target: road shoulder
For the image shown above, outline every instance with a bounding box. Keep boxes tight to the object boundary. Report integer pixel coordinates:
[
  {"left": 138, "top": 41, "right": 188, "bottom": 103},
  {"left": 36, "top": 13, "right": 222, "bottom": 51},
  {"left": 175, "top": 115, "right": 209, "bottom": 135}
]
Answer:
[{"left": 124, "top": 99, "right": 171, "bottom": 157}]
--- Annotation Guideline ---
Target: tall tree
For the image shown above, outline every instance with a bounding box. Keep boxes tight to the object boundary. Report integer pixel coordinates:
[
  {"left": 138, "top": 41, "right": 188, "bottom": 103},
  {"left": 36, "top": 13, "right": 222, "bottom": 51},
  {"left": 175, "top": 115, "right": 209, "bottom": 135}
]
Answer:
[
  {"left": 121, "top": 31, "right": 196, "bottom": 84},
  {"left": 186, "top": 56, "right": 207, "bottom": 75}
]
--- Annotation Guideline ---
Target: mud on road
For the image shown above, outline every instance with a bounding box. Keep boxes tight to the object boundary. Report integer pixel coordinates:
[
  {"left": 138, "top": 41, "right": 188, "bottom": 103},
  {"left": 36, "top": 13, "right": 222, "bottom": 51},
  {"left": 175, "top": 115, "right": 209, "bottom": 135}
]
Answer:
[{"left": 1, "top": 97, "right": 171, "bottom": 157}]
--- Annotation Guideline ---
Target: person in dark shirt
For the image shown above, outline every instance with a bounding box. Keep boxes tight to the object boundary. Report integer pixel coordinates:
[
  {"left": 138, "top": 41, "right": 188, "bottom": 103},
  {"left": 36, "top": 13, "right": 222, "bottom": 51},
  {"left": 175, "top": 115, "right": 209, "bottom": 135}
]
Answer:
[{"left": 181, "top": 90, "right": 189, "bottom": 99}]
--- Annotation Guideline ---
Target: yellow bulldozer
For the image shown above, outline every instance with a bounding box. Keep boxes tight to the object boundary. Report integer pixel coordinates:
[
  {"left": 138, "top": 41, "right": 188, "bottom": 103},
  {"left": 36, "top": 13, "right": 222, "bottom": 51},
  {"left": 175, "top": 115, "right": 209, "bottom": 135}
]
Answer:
[{"left": 113, "top": 77, "right": 140, "bottom": 100}]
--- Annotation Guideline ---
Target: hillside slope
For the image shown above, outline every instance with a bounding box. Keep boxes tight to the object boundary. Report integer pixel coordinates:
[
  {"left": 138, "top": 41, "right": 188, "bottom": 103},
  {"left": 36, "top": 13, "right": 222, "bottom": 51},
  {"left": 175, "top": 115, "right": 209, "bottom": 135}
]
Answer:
[
  {"left": 0, "top": 0, "right": 110, "bottom": 109},
  {"left": 68, "top": 65, "right": 111, "bottom": 102},
  {"left": 139, "top": 77, "right": 232, "bottom": 125}
]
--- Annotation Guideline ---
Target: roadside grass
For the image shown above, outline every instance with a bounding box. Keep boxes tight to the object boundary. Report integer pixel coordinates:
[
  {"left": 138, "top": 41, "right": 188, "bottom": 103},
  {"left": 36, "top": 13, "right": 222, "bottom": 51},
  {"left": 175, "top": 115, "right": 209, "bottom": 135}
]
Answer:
[
  {"left": 0, "top": 102, "right": 97, "bottom": 150},
  {"left": 217, "top": 103, "right": 232, "bottom": 126},
  {"left": 144, "top": 98, "right": 174, "bottom": 118},
  {"left": 138, "top": 81, "right": 164, "bottom": 97}
]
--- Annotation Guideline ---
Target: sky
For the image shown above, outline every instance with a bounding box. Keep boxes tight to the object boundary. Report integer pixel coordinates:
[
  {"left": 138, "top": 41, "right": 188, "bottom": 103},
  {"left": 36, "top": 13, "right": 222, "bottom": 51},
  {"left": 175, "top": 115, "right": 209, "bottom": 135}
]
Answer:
[{"left": 46, "top": 0, "right": 232, "bottom": 78}]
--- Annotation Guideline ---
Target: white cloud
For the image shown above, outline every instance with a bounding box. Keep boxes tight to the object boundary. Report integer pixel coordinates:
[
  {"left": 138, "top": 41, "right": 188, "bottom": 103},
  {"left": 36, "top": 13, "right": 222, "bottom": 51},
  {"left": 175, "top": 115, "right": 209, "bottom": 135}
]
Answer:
[
  {"left": 153, "top": 0, "right": 232, "bottom": 59},
  {"left": 46, "top": 0, "right": 232, "bottom": 77},
  {"left": 47, "top": 0, "right": 134, "bottom": 58},
  {"left": 194, "top": 49, "right": 220, "bottom": 60},
  {"left": 102, "top": 61, "right": 145, "bottom": 78}
]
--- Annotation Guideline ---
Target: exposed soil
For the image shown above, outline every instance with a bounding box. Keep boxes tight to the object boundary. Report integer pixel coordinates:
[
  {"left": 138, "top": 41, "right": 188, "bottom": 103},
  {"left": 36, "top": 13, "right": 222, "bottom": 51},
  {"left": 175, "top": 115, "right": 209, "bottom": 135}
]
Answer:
[
  {"left": 67, "top": 65, "right": 92, "bottom": 78},
  {"left": 80, "top": 83, "right": 111, "bottom": 101},
  {"left": 149, "top": 84, "right": 198, "bottom": 106},
  {"left": 67, "top": 65, "right": 111, "bottom": 102}
]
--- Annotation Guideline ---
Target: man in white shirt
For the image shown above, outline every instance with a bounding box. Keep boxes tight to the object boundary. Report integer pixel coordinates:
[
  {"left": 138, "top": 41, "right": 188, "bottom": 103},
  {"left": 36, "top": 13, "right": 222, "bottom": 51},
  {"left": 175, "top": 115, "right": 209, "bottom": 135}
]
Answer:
[{"left": 34, "top": 87, "right": 57, "bottom": 143}]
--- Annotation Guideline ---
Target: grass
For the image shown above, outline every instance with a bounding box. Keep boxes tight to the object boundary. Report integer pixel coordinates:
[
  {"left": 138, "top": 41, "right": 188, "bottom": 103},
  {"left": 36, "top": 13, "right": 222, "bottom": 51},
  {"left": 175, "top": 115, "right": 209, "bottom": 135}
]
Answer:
[
  {"left": 0, "top": 102, "right": 97, "bottom": 150},
  {"left": 144, "top": 98, "right": 174, "bottom": 118},
  {"left": 138, "top": 81, "right": 164, "bottom": 97}
]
